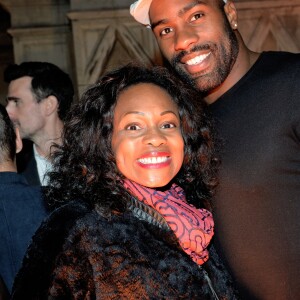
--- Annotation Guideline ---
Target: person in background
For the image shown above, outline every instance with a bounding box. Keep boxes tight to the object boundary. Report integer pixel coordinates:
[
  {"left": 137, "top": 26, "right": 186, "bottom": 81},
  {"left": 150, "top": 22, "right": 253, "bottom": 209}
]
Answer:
[
  {"left": 4, "top": 62, "right": 74, "bottom": 186},
  {"left": 130, "top": 0, "right": 300, "bottom": 299},
  {"left": 0, "top": 104, "right": 47, "bottom": 293},
  {"left": 11, "top": 64, "right": 239, "bottom": 299}
]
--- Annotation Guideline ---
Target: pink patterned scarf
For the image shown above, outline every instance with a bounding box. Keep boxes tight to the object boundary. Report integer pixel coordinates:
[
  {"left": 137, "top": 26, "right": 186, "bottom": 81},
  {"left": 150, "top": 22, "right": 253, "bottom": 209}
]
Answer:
[{"left": 123, "top": 179, "right": 214, "bottom": 265}]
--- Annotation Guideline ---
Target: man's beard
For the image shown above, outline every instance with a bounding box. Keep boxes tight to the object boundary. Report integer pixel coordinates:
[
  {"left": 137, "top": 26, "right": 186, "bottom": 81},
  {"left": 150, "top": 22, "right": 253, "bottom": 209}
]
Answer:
[{"left": 170, "top": 20, "right": 239, "bottom": 94}]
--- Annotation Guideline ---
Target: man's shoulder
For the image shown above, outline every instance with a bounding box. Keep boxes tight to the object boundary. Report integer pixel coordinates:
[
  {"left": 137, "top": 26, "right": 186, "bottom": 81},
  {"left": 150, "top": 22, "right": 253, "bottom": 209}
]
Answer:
[
  {"left": 0, "top": 175, "right": 44, "bottom": 223},
  {"left": 0, "top": 172, "right": 41, "bottom": 195},
  {"left": 261, "top": 51, "right": 300, "bottom": 68},
  {"left": 247, "top": 51, "right": 300, "bottom": 86}
]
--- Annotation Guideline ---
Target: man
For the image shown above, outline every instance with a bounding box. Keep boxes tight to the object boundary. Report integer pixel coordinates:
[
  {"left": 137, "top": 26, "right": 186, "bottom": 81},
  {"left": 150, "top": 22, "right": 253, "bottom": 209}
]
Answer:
[
  {"left": 130, "top": 0, "right": 300, "bottom": 299},
  {"left": 0, "top": 104, "right": 47, "bottom": 292},
  {"left": 4, "top": 62, "right": 74, "bottom": 186}
]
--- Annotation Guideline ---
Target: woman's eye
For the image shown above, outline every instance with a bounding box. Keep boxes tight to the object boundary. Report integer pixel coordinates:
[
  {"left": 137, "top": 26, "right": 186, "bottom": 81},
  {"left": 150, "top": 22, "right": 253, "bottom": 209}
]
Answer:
[
  {"left": 126, "top": 124, "right": 141, "bottom": 130},
  {"left": 191, "top": 13, "right": 204, "bottom": 22},
  {"left": 162, "top": 123, "right": 176, "bottom": 129},
  {"left": 160, "top": 27, "right": 173, "bottom": 36}
]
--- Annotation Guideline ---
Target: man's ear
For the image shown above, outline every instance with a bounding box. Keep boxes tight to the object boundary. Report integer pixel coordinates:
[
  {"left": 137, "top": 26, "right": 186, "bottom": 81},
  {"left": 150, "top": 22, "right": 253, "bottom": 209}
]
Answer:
[
  {"left": 224, "top": 1, "right": 238, "bottom": 30},
  {"left": 15, "top": 127, "right": 23, "bottom": 154},
  {"left": 44, "top": 95, "right": 59, "bottom": 116}
]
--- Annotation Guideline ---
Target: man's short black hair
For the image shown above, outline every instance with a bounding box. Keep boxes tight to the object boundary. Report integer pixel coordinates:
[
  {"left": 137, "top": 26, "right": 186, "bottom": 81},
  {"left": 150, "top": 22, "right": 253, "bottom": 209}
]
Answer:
[{"left": 4, "top": 62, "right": 74, "bottom": 121}]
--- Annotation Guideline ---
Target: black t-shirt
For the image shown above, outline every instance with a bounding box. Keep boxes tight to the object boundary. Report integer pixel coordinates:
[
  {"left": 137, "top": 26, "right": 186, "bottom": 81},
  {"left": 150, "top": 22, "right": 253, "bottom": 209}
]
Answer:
[{"left": 209, "top": 51, "right": 300, "bottom": 300}]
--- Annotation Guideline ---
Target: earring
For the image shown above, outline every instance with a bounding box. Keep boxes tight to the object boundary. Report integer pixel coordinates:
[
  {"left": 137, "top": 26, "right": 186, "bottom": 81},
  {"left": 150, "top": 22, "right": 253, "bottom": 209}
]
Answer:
[{"left": 233, "top": 23, "right": 238, "bottom": 29}]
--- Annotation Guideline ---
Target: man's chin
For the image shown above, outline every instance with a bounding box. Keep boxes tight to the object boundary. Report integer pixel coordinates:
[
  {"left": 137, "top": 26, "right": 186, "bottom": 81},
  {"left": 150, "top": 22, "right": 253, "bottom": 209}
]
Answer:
[
  {"left": 175, "top": 66, "right": 225, "bottom": 94},
  {"left": 175, "top": 70, "right": 211, "bottom": 93},
  {"left": 173, "top": 66, "right": 196, "bottom": 87}
]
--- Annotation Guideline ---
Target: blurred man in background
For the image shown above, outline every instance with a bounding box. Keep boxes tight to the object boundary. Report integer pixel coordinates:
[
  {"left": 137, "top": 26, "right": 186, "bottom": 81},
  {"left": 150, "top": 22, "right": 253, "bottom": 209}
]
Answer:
[{"left": 5, "top": 62, "right": 74, "bottom": 186}]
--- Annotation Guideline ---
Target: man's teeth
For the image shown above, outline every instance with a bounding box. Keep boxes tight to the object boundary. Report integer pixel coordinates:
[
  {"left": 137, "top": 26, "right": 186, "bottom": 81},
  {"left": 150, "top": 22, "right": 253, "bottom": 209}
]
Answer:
[
  {"left": 186, "top": 53, "right": 210, "bottom": 66},
  {"left": 138, "top": 157, "right": 168, "bottom": 164}
]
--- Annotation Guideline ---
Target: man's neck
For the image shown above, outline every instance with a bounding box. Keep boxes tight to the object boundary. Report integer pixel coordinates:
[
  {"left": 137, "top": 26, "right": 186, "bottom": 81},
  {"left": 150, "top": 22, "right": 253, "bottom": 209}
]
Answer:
[
  {"left": 32, "top": 120, "right": 63, "bottom": 158},
  {"left": 0, "top": 161, "right": 17, "bottom": 172},
  {"left": 33, "top": 139, "right": 60, "bottom": 159}
]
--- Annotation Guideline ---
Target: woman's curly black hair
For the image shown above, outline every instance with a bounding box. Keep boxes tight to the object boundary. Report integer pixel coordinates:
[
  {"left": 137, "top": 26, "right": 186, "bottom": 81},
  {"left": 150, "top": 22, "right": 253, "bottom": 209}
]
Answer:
[{"left": 45, "top": 64, "right": 219, "bottom": 215}]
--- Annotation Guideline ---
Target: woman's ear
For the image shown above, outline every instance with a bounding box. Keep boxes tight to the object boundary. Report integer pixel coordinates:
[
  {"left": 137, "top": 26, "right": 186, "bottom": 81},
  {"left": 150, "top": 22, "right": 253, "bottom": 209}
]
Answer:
[
  {"left": 224, "top": 1, "right": 238, "bottom": 30},
  {"left": 15, "top": 127, "right": 23, "bottom": 154}
]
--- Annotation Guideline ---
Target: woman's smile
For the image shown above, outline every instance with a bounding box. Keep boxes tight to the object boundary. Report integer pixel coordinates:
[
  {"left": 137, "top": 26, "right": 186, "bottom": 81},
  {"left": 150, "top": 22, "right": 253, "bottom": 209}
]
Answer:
[{"left": 137, "top": 152, "right": 171, "bottom": 168}]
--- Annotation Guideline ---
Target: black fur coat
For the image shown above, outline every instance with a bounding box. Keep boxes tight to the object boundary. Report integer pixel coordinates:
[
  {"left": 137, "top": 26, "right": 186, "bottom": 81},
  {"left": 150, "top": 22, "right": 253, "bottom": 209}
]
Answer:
[{"left": 11, "top": 200, "right": 239, "bottom": 299}]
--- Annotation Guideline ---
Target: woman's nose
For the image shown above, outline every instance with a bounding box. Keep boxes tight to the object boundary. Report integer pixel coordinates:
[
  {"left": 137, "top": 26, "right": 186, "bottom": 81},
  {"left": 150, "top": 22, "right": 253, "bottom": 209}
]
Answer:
[{"left": 142, "top": 127, "right": 167, "bottom": 147}]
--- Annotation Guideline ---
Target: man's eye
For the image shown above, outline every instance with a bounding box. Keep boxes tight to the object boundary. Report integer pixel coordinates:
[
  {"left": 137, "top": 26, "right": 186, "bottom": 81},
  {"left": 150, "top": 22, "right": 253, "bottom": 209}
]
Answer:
[
  {"left": 125, "top": 124, "right": 141, "bottom": 130},
  {"left": 191, "top": 13, "right": 204, "bottom": 22},
  {"left": 160, "top": 27, "right": 173, "bottom": 36}
]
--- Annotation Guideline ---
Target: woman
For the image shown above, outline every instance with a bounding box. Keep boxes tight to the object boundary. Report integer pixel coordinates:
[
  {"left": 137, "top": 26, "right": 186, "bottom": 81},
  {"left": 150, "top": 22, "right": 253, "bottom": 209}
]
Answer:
[{"left": 11, "top": 64, "right": 239, "bottom": 299}]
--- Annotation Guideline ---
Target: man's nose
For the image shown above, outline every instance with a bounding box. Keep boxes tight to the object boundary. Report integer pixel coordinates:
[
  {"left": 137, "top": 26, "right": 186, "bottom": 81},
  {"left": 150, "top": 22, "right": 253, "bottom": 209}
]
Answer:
[
  {"left": 174, "top": 27, "right": 199, "bottom": 52},
  {"left": 5, "top": 102, "right": 16, "bottom": 121}
]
